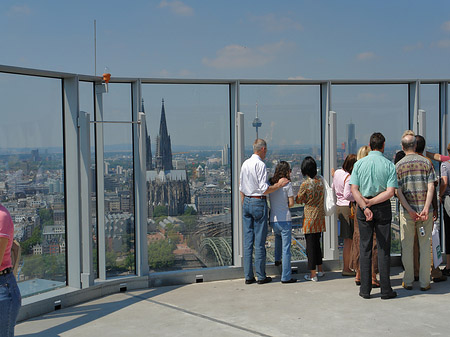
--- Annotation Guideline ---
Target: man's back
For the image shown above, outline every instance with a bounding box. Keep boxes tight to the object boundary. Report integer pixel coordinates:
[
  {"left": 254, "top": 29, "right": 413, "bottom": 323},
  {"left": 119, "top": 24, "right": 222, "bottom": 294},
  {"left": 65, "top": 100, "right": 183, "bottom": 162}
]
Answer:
[{"left": 396, "top": 153, "right": 435, "bottom": 212}]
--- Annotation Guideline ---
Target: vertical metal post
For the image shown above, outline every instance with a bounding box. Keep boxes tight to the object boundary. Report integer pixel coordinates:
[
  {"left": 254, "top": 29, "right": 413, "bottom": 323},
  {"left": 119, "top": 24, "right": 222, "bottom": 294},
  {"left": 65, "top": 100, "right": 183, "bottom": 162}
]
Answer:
[
  {"left": 79, "top": 111, "right": 94, "bottom": 288},
  {"left": 409, "top": 81, "right": 420, "bottom": 133},
  {"left": 132, "top": 80, "right": 148, "bottom": 276},
  {"left": 440, "top": 82, "right": 449, "bottom": 254},
  {"left": 322, "top": 82, "right": 338, "bottom": 260},
  {"left": 231, "top": 81, "right": 244, "bottom": 267},
  {"left": 95, "top": 83, "right": 107, "bottom": 280},
  {"left": 417, "top": 109, "right": 426, "bottom": 139},
  {"left": 63, "top": 76, "right": 82, "bottom": 288}
]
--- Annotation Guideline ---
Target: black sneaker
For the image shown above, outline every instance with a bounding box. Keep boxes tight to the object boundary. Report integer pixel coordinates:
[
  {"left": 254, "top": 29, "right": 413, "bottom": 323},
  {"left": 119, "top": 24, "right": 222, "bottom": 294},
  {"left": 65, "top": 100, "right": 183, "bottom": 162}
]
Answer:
[
  {"left": 281, "top": 278, "right": 297, "bottom": 284},
  {"left": 257, "top": 276, "right": 272, "bottom": 284},
  {"left": 442, "top": 268, "right": 450, "bottom": 276},
  {"left": 359, "top": 292, "right": 370, "bottom": 299},
  {"left": 381, "top": 291, "right": 397, "bottom": 300},
  {"left": 245, "top": 277, "right": 256, "bottom": 285}
]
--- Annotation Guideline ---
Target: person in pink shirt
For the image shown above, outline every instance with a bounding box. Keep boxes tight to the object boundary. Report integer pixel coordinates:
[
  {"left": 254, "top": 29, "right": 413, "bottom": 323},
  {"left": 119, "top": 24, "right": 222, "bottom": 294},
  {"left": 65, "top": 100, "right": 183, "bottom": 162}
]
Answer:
[
  {"left": 333, "top": 154, "right": 357, "bottom": 276},
  {"left": 0, "top": 204, "right": 21, "bottom": 336}
]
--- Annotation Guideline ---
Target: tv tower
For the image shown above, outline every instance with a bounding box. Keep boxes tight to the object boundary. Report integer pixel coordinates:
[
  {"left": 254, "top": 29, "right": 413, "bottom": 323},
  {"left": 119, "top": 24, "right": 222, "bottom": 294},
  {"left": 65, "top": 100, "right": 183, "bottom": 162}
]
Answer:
[{"left": 252, "top": 102, "right": 262, "bottom": 139}]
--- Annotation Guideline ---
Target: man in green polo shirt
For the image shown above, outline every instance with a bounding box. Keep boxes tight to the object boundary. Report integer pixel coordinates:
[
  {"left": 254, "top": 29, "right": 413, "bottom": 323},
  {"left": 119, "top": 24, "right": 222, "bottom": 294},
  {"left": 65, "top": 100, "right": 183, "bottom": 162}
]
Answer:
[{"left": 350, "top": 132, "right": 398, "bottom": 300}]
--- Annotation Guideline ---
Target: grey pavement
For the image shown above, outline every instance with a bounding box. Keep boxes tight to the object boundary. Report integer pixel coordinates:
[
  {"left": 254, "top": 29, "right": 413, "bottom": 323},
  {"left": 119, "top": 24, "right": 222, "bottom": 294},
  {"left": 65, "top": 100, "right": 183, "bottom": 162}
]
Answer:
[{"left": 15, "top": 267, "right": 450, "bottom": 337}]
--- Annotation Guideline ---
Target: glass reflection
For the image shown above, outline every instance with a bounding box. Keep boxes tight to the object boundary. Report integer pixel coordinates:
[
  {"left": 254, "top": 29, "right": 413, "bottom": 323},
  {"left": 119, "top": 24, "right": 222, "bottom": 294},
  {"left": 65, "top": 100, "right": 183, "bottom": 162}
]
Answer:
[
  {"left": 240, "top": 84, "right": 321, "bottom": 263},
  {"left": 142, "top": 84, "right": 231, "bottom": 271},
  {"left": 0, "top": 73, "right": 66, "bottom": 296}
]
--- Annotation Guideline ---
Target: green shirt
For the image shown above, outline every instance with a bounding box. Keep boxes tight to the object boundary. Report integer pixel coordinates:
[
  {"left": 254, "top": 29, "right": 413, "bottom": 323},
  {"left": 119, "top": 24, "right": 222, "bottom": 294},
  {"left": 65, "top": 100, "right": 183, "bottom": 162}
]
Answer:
[{"left": 349, "top": 150, "right": 398, "bottom": 197}]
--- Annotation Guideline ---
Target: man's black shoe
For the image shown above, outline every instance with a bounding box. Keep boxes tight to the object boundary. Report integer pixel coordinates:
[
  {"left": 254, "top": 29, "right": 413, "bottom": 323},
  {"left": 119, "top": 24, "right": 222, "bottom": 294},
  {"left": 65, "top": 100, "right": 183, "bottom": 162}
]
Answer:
[
  {"left": 442, "top": 267, "right": 450, "bottom": 276},
  {"left": 274, "top": 261, "right": 282, "bottom": 266},
  {"left": 257, "top": 276, "right": 272, "bottom": 284},
  {"left": 359, "top": 292, "right": 370, "bottom": 299},
  {"left": 245, "top": 278, "right": 256, "bottom": 285},
  {"left": 281, "top": 278, "right": 297, "bottom": 284},
  {"left": 381, "top": 291, "right": 397, "bottom": 300}
]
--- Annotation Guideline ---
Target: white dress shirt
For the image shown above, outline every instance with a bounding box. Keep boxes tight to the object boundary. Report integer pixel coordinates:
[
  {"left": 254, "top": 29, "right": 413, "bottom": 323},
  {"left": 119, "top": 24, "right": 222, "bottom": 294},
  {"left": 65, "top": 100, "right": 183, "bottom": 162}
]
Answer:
[{"left": 239, "top": 154, "right": 269, "bottom": 196}]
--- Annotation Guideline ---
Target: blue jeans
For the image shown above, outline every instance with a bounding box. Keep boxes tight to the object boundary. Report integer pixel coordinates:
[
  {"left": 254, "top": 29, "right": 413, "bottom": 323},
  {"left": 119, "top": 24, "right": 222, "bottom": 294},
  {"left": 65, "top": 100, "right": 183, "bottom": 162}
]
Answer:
[
  {"left": 0, "top": 272, "right": 22, "bottom": 337},
  {"left": 243, "top": 197, "right": 268, "bottom": 281},
  {"left": 271, "top": 221, "right": 292, "bottom": 281}
]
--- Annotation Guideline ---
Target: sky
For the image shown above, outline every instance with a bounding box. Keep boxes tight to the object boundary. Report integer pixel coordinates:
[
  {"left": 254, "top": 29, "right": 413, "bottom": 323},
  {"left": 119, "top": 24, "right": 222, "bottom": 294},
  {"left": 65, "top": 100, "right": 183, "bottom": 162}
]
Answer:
[{"left": 0, "top": 1, "right": 449, "bottom": 150}]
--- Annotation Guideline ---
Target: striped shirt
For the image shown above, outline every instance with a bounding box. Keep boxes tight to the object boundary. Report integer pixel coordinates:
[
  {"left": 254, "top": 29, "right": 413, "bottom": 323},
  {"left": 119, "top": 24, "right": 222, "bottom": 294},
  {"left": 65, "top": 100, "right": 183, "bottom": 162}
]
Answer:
[{"left": 396, "top": 153, "right": 435, "bottom": 212}]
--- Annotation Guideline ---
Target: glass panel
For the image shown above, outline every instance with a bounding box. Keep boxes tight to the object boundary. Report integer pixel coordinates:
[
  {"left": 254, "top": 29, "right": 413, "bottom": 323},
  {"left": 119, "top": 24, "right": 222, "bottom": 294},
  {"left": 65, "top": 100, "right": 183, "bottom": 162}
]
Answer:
[
  {"left": 142, "top": 84, "right": 231, "bottom": 271},
  {"left": 102, "top": 83, "right": 135, "bottom": 277},
  {"left": 80, "top": 81, "right": 98, "bottom": 279},
  {"left": 0, "top": 73, "right": 66, "bottom": 296},
  {"left": 332, "top": 84, "right": 409, "bottom": 256},
  {"left": 240, "top": 84, "right": 322, "bottom": 263}
]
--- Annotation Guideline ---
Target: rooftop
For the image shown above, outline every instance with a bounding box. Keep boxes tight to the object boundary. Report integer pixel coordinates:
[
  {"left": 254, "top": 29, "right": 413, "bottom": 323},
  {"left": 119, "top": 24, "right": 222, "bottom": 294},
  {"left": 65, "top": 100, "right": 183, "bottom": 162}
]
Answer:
[{"left": 15, "top": 267, "right": 449, "bottom": 337}]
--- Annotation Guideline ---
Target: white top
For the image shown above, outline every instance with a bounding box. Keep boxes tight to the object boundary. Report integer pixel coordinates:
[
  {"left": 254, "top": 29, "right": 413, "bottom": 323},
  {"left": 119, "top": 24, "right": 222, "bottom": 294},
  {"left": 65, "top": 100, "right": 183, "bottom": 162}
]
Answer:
[
  {"left": 269, "top": 182, "right": 294, "bottom": 222},
  {"left": 239, "top": 154, "right": 269, "bottom": 196}
]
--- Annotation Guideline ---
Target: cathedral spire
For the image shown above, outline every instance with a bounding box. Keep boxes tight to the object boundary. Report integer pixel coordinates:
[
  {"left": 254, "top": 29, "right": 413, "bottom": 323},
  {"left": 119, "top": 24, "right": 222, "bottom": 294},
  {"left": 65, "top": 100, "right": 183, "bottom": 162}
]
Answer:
[
  {"left": 155, "top": 98, "right": 173, "bottom": 171},
  {"left": 142, "top": 98, "right": 153, "bottom": 170}
]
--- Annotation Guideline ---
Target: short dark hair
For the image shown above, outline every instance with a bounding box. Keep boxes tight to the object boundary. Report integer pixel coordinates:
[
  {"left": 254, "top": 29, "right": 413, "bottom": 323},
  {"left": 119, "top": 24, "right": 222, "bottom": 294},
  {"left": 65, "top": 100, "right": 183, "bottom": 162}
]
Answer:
[
  {"left": 415, "top": 135, "right": 425, "bottom": 154},
  {"left": 394, "top": 150, "right": 405, "bottom": 164},
  {"left": 301, "top": 156, "right": 317, "bottom": 178},
  {"left": 370, "top": 132, "right": 385, "bottom": 151},
  {"left": 342, "top": 154, "right": 357, "bottom": 174}
]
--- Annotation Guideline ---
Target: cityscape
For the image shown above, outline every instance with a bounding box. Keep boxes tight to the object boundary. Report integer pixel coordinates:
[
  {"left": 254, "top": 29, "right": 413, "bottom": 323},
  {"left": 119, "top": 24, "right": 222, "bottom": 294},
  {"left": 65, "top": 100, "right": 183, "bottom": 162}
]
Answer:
[{"left": 0, "top": 98, "right": 442, "bottom": 296}]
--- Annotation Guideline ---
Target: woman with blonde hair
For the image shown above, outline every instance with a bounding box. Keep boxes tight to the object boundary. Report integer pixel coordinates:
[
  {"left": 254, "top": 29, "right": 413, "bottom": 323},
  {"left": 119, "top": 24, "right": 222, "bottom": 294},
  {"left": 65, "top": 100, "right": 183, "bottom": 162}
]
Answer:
[{"left": 348, "top": 145, "right": 379, "bottom": 287}]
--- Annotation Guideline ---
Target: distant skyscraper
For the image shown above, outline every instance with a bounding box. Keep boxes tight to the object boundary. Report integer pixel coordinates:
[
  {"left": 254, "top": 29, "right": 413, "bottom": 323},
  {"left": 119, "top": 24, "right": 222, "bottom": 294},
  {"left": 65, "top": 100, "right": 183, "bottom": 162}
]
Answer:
[
  {"left": 141, "top": 98, "right": 153, "bottom": 170},
  {"left": 222, "top": 144, "right": 230, "bottom": 166},
  {"left": 347, "top": 122, "right": 357, "bottom": 155},
  {"left": 252, "top": 102, "right": 262, "bottom": 139},
  {"left": 155, "top": 99, "right": 173, "bottom": 171}
]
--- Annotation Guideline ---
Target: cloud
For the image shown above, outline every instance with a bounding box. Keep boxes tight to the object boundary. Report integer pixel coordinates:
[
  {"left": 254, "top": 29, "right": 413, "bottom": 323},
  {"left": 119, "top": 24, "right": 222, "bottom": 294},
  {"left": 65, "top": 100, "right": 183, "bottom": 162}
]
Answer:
[
  {"left": 356, "top": 51, "right": 376, "bottom": 61},
  {"left": 436, "top": 39, "right": 450, "bottom": 48},
  {"left": 158, "top": 0, "right": 193, "bottom": 16},
  {"left": 250, "top": 14, "right": 303, "bottom": 32},
  {"left": 442, "top": 21, "right": 450, "bottom": 32},
  {"left": 159, "top": 69, "right": 170, "bottom": 77},
  {"left": 179, "top": 69, "right": 193, "bottom": 77},
  {"left": 7, "top": 5, "right": 31, "bottom": 17},
  {"left": 403, "top": 42, "right": 423, "bottom": 52},
  {"left": 202, "top": 41, "right": 293, "bottom": 69}
]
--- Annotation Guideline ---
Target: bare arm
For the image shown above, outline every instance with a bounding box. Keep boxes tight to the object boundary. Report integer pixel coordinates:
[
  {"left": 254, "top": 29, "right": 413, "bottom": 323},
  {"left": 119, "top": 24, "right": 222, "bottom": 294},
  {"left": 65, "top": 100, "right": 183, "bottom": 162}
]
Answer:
[
  {"left": 263, "top": 178, "right": 289, "bottom": 195},
  {"left": 419, "top": 182, "right": 435, "bottom": 220},
  {"left": 426, "top": 151, "right": 442, "bottom": 162},
  {"left": 365, "top": 187, "right": 395, "bottom": 207},
  {"left": 396, "top": 188, "right": 419, "bottom": 221},
  {"left": 0, "top": 237, "right": 8, "bottom": 265},
  {"left": 440, "top": 176, "right": 448, "bottom": 203},
  {"left": 350, "top": 184, "right": 373, "bottom": 221},
  {"left": 288, "top": 196, "right": 294, "bottom": 208},
  {"left": 240, "top": 191, "right": 245, "bottom": 204}
]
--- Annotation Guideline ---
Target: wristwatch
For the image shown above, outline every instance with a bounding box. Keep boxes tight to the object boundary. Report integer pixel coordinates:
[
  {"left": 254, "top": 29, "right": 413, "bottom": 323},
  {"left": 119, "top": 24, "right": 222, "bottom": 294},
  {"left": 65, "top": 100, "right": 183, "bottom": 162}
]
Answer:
[{"left": 362, "top": 206, "right": 368, "bottom": 211}]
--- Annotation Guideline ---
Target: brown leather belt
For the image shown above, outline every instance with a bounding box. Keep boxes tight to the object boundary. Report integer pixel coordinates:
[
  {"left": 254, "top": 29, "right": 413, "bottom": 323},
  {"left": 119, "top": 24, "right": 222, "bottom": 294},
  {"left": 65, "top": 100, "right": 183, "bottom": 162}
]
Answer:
[
  {"left": 246, "top": 195, "right": 266, "bottom": 199},
  {"left": 0, "top": 267, "right": 12, "bottom": 276}
]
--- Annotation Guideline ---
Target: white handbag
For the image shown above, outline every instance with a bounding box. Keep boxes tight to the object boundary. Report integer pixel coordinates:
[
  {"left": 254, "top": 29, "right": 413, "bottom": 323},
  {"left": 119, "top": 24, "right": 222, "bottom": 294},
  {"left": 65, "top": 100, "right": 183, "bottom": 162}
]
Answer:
[
  {"left": 321, "top": 176, "right": 336, "bottom": 216},
  {"left": 432, "top": 224, "right": 443, "bottom": 269}
]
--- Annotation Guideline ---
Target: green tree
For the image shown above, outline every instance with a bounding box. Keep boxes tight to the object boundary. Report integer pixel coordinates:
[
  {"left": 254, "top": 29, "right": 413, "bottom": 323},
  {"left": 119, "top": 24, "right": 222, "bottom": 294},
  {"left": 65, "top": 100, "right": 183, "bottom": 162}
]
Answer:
[
  {"left": 148, "top": 239, "right": 176, "bottom": 270},
  {"left": 153, "top": 205, "right": 168, "bottom": 218}
]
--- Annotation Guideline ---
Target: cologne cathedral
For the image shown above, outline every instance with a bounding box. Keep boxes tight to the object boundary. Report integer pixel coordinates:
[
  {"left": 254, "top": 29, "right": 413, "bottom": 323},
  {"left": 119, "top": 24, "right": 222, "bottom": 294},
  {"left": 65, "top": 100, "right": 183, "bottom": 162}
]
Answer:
[{"left": 144, "top": 99, "right": 190, "bottom": 216}]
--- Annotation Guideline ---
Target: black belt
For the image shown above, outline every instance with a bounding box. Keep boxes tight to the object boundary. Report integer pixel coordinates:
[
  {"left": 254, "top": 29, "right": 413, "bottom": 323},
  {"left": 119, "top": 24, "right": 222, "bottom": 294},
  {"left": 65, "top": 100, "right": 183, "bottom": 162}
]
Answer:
[
  {"left": 0, "top": 267, "right": 12, "bottom": 276},
  {"left": 246, "top": 195, "right": 266, "bottom": 199}
]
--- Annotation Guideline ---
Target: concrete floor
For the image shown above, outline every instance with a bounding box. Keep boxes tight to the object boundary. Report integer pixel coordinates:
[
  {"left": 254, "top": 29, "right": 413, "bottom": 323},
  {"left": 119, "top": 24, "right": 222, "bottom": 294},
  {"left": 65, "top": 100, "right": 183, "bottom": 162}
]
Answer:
[{"left": 15, "top": 267, "right": 450, "bottom": 337}]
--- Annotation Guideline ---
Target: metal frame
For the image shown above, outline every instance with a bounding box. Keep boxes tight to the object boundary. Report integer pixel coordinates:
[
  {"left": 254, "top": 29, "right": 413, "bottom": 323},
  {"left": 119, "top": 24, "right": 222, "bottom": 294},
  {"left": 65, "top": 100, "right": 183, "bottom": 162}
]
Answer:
[{"left": 3, "top": 64, "right": 450, "bottom": 292}]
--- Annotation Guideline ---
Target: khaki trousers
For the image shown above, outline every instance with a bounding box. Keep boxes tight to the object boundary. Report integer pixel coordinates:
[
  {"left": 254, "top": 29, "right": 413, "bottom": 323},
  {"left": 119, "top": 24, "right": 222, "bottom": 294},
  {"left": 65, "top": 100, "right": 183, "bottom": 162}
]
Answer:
[{"left": 400, "top": 209, "right": 433, "bottom": 288}]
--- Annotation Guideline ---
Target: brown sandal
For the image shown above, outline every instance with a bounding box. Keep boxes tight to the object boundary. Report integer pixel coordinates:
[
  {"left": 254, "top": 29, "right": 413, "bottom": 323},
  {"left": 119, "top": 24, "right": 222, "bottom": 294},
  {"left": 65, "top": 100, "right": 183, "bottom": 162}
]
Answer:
[{"left": 372, "top": 279, "right": 380, "bottom": 288}]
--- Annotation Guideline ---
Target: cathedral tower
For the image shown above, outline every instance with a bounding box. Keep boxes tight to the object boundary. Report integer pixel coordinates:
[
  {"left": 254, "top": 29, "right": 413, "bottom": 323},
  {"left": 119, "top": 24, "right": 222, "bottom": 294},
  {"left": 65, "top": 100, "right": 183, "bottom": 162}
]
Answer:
[{"left": 155, "top": 99, "right": 173, "bottom": 171}]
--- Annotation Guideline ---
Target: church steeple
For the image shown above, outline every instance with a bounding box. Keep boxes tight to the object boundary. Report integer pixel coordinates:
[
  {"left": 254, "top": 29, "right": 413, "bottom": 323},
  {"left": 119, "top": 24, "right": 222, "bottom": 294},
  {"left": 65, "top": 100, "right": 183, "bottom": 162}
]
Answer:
[
  {"left": 142, "top": 98, "right": 153, "bottom": 170},
  {"left": 155, "top": 98, "right": 173, "bottom": 171}
]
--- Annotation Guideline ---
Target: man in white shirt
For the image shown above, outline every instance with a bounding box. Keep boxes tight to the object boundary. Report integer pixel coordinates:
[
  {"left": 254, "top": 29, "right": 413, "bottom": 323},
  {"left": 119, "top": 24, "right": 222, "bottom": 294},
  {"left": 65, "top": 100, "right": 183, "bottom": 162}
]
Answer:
[{"left": 239, "top": 139, "right": 288, "bottom": 284}]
